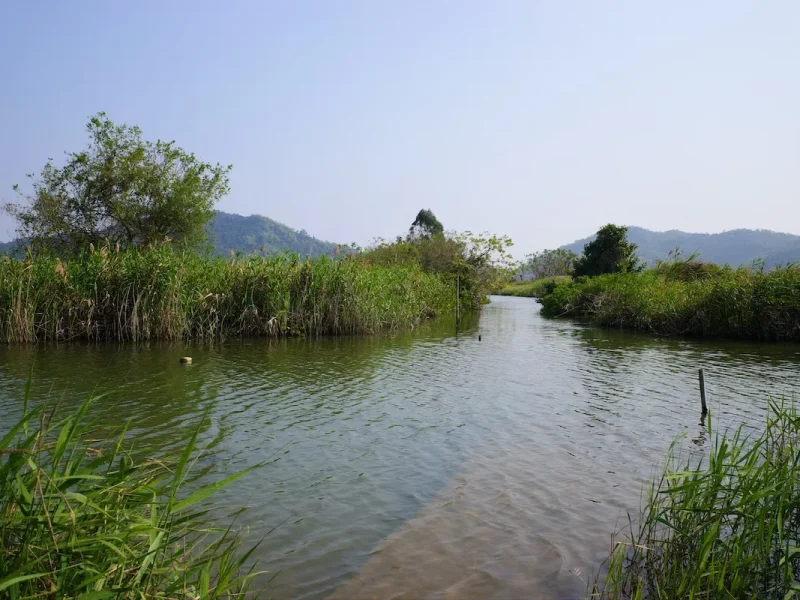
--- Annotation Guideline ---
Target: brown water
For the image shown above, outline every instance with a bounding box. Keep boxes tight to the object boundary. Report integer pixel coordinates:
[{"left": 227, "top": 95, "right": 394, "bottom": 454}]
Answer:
[{"left": 1, "top": 295, "right": 799, "bottom": 599}]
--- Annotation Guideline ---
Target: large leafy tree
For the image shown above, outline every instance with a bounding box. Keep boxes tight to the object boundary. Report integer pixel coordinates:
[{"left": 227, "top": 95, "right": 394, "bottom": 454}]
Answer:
[
  {"left": 408, "top": 209, "right": 444, "bottom": 239},
  {"left": 573, "top": 224, "right": 642, "bottom": 277},
  {"left": 4, "top": 113, "right": 232, "bottom": 254}
]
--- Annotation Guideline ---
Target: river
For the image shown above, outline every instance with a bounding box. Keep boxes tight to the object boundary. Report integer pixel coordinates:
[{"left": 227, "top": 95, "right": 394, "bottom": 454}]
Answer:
[{"left": 1, "top": 296, "right": 799, "bottom": 599}]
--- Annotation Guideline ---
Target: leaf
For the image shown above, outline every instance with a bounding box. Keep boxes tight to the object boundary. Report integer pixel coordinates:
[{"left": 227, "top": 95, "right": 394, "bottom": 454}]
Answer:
[
  {"left": 133, "top": 530, "right": 165, "bottom": 585},
  {"left": 78, "top": 592, "right": 118, "bottom": 600},
  {"left": 0, "top": 572, "right": 50, "bottom": 592},
  {"left": 173, "top": 464, "right": 260, "bottom": 513}
]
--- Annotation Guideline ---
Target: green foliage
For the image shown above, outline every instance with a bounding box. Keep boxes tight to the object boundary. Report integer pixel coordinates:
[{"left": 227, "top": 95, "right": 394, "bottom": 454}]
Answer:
[
  {"left": 362, "top": 229, "right": 513, "bottom": 309},
  {"left": 520, "top": 249, "right": 577, "bottom": 279},
  {"left": 573, "top": 224, "right": 642, "bottom": 278},
  {"left": 538, "top": 261, "right": 800, "bottom": 341},
  {"left": 562, "top": 226, "right": 800, "bottom": 268},
  {"left": 408, "top": 209, "right": 444, "bottom": 239},
  {"left": 496, "top": 276, "right": 571, "bottom": 298},
  {"left": 597, "top": 400, "right": 800, "bottom": 599},
  {"left": 653, "top": 248, "right": 725, "bottom": 282},
  {"left": 4, "top": 113, "right": 231, "bottom": 254},
  {"left": 0, "top": 244, "right": 454, "bottom": 342},
  {"left": 0, "top": 390, "right": 259, "bottom": 598}
]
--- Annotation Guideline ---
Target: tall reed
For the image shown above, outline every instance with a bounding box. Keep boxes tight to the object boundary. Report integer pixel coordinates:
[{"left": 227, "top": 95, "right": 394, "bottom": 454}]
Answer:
[
  {"left": 596, "top": 400, "right": 800, "bottom": 599},
  {"left": 539, "top": 264, "right": 800, "bottom": 341},
  {"left": 0, "top": 389, "right": 260, "bottom": 598},
  {"left": 0, "top": 246, "right": 456, "bottom": 342},
  {"left": 496, "top": 276, "right": 570, "bottom": 298}
]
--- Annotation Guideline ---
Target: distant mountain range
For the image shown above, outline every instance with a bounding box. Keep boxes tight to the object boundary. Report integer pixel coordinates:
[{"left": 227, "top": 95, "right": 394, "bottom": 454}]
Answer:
[
  {"left": 562, "top": 227, "right": 800, "bottom": 268},
  {"left": 0, "top": 211, "right": 340, "bottom": 258},
  {"left": 4, "top": 217, "right": 800, "bottom": 268}
]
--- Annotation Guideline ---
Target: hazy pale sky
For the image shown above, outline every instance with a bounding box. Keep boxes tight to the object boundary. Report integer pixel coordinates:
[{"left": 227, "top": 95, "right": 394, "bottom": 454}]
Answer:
[{"left": 1, "top": 1, "right": 798, "bottom": 256}]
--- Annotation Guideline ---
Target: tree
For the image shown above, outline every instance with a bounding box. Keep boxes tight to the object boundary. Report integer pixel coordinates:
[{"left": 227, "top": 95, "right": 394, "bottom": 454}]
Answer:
[
  {"left": 521, "top": 248, "right": 577, "bottom": 279},
  {"left": 408, "top": 209, "right": 444, "bottom": 239},
  {"left": 573, "top": 224, "right": 642, "bottom": 277},
  {"left": 4, "top": 113, "right": 232, "bottom": 254}
]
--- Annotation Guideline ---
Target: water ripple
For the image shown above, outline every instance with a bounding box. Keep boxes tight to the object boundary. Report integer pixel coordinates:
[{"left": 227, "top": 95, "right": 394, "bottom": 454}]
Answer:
[{"left": 1, "top": 297, "right": 799, "bottom": 598}]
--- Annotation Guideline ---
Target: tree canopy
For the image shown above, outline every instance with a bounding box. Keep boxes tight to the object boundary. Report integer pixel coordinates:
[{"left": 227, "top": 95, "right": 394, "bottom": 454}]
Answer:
[
  {"left": 573, "top": 224, "right": 642, "bottom": 277},
  {"left": 521, "top": 248, "right": 577, "bottom": 279},
  {"left": 409, "top": 209, "right": 444, "bottom": 239},
  {"left": 364, "top": 210, "right": 513, "bottom": 307},
  {"left": 4, "top": 113, "right": 232, "bottom": 254}
]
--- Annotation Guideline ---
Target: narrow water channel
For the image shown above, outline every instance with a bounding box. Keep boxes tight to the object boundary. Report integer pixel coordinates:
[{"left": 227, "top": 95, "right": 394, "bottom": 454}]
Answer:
[{"left": 1, "top": 296, "right": 799, "bottom": 598}]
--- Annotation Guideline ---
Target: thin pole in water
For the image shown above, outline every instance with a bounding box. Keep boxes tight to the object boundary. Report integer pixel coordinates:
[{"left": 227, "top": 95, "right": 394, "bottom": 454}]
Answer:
[{"left": 699, "top": 368, "right": 708, "bottom": 415}]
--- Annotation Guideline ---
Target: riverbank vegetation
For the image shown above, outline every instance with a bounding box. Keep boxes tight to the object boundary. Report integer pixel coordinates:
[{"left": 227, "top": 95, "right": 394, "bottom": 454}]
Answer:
[
  {"left": 0, "top": 392, "right": 258, "bottom": 598},
  {"left": 596, "top": 400, "right": 800, "bottom": 599},
  {"left": 1, "top": 116, "right": 513, "bottom": 342},
  {"left": 539, "top": 257, "right": 800, "bottom": 341},
  {"left": 496, "top": 276, "right": 569, "bottom": 298},
  {"left": 0, "top": 245, "right": 457, "bottom": 342},
  {"left": 361, "top": 229, "right": 513, "bottom": 309},
  {"left": 535, "top": 224, "right": 800, "bottom": 341}
]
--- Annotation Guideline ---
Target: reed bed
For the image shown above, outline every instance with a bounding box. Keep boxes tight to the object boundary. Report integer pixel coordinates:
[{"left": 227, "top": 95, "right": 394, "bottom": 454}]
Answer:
[
  {"left": 0, "top": 246, "right": 456, "bottom": 342},
  {"left": 496, "top": 276, "right": 571, "bottom": 298},
  {"left": 596, "top": 400, "right": 800, "bottom": 599},
  {"left": 538, "top": 264, "right": 800, "bottom": 341},
  {"left": 0, "top": 390, "right": 260, "bottom": 598}
]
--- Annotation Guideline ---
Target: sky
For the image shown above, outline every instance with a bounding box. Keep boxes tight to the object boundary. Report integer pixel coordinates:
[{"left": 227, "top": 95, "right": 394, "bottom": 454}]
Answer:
[{"left": 1, "top": 1, "right": 798, "bottom": 257}]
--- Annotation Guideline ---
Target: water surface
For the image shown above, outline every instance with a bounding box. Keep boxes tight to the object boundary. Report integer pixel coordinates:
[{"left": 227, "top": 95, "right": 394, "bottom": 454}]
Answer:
[{"left": 2, "top": 296, "right": 799, "bottom": 599}]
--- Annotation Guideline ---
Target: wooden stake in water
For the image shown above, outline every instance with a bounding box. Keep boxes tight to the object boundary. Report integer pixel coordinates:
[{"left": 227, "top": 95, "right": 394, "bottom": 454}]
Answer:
[{"left": 699, "top": 368, "right": 708, "bottom": 415}]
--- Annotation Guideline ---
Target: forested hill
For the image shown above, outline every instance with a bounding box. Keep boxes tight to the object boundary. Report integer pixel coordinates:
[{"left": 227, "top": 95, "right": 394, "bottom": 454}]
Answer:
[
  {"left": 0, "top": 211, "right": 340, "bottom": 258},
  {"left": 562, "top": 227, "right": 800, "bottom": 267},
  {"left": 209, "top": 212, "right": 338, "bottom": 257}
]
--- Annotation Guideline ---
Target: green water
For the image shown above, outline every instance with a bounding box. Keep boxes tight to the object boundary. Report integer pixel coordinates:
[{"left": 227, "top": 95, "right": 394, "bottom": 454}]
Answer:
[{"left": 2, "top": 296, "right": 799, "bottom": 599}]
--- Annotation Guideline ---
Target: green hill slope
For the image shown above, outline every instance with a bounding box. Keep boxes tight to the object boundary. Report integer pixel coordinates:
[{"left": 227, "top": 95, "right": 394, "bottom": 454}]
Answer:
[
  {"left": 0, "top": 239, "right": 15, "bottom": 255},
  {"left": 0, "top": 211, "right": 340, "bottom": 258},
  {"left": 562, "top": 227, "right": 800, "bottom": 267},
  {"left": 210, "top": 212, "right": 338, "bottom": 257}
]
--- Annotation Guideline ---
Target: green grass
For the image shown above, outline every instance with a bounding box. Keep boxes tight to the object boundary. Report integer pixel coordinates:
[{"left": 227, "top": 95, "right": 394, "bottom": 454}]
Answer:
[
  {"left": 595, "top": 400, "right": 800, "bottom": 599},
  {"left": 0, "top": 389, "right": 260, "bottom": 598},
  {"left": 0, "top": 245, "right": 457, "bottom": 342},
  {"left": 538, "top": 263, "right": 800, "bottom": 341},
  {"left": 496, "top": 276, "right": 571, "bottom": 298}
]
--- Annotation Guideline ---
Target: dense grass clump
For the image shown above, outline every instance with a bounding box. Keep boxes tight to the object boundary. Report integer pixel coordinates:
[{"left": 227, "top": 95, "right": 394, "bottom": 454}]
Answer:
[
  {"left": 538, "top": 263, "right": 800, "bottom": 341},
  {"left": 0, "top": 392, "right": 259, "bottom": 598},
  {"left": 496, "top": 276, "right": 571, "bottom": 298},
  {"left": 0, "top": 245, "right": 457, "bottom": 342},
  {"left": 597, "top": 401, "right": 800, "bottom": 599}
]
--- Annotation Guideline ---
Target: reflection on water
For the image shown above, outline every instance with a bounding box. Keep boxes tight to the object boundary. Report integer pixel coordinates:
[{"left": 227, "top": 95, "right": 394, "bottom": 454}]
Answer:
[{"left": 1, "top": 298, "right": 799, "bottom": 599}]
